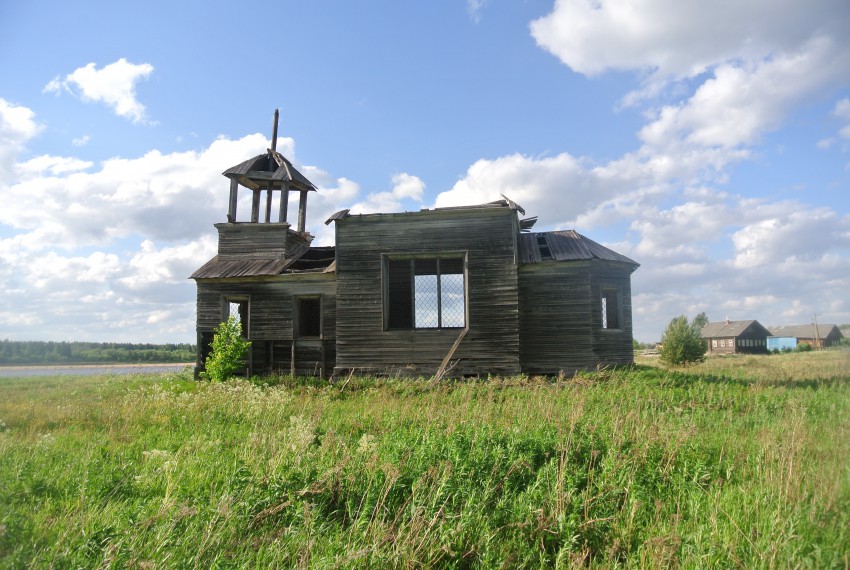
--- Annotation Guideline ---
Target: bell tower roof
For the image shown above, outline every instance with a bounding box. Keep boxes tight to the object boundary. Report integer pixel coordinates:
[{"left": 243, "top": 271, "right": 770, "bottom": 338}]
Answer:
[
  {"left": 222, "top": 109, "right": 315, "bottom": 233},
  {"left": 222, "top": 149, "right": 317, "bottom": 192}
]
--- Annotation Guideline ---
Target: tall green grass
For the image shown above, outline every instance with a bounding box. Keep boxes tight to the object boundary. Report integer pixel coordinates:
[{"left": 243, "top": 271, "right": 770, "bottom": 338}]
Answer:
[{"left": 1, "top": 352, "right": 848, "bottom": 568}]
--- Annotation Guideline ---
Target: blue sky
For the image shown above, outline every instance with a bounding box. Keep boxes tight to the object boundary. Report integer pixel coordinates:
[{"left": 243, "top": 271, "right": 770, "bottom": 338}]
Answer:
[{"left": 1, "top": 0, "right": 849, "bottom": 343}]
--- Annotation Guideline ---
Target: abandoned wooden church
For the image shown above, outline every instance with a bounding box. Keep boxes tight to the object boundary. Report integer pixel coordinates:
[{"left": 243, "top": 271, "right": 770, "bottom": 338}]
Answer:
[{"left": 191, "top": 113, "right": 639, "bottom": 378}]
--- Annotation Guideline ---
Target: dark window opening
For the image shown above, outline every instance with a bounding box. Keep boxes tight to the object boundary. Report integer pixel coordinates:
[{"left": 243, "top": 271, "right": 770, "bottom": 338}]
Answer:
[
  {"left": 297, "top": 297, "right": 322, "bottom": 338},
  {"left": 537, "top": 234, "right": 553, "bottom": 260},
  {"left": 386, "top": 257, "right": 466, "bottom": 330},
  {"left": 601, "top": 289, "right": 620, "bottom": 330},
  {"left": 223, "top": 297, "right": 249, "bottom": 337},
  {"left": 387, "top": 260, "right": 413, "bottom": 329}
]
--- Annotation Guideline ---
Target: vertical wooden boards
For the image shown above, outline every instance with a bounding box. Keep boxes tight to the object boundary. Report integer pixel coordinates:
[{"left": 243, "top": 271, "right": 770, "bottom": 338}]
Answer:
[
  {"left": 517, "top": 262, "right": 594, "bottom": 374},
  {"left": 334, "top": 207, "right": 521, "bottom": 377},
  {"left": 194, "top": 274, "right": 336, "bottom": 375},
  {"left": 589, "top": 261, "right": 635, "bottom": 366}
]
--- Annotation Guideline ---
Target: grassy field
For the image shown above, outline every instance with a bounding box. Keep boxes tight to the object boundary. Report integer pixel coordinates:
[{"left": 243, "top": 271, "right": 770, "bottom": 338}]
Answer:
[{"left": 1, "top": 351, "right": 848, "bottom": 568}]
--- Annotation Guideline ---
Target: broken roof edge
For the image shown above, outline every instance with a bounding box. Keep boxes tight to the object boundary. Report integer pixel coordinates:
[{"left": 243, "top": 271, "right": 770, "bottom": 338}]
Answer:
[
  {"left": 222, "top": 152, "right": 318, "bottom": 192},
  {"left": 190, "top": 243, "right": 335, "bottom": 280},
  {"left": 324, "top": 198, "right": 523, "bottom": 225}
]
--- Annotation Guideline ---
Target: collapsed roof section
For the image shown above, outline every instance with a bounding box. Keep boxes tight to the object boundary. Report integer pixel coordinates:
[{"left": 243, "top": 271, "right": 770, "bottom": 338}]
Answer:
[{"left": 190, "top": 244, "right": 336, "bottom": 279}]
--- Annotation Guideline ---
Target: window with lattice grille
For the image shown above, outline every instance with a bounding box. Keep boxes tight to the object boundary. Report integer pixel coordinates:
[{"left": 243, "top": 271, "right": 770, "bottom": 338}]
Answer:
[{"left": 385, "top": 257, "right": 466, "bottom": 329}]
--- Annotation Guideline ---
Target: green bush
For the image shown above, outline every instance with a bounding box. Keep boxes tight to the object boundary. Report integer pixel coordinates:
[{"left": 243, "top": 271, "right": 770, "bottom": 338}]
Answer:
[
  {"left": 797, "top": 341, "right": 812, "bottom": 352},
  {"left": 659, "top": 313, "right": 708, "bottom": 365},
  {"left": 200, "top": 315, "right": 251, "bottom": 381}
]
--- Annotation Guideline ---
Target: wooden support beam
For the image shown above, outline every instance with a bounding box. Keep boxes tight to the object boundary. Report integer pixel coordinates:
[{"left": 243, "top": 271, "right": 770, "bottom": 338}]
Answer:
[
  {"left": 227, "top": 178, "right": 238, "bottom": 222},
  {"left": 297, "top": 190, "right": 308, "bottom": 233},
  {"left": 264, "top": 183, "right": 273, "bottom": 223},
  {"left": 434, "top": 328, "right": 468, "bottom": 382},
  {"left": 279, "top": 185, "right": 289, "bottom": 223},
  {"left": 251, "top": 189, "right": 261, "bottom": 223}
]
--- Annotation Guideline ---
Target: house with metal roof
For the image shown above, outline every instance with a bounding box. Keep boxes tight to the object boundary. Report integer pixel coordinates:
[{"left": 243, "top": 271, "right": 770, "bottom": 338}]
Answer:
[
  {"left": 768, "top": 324, "right": 844, "bottom": 349},
  {"left": 700, "top": 320, "right": 771, "bottom": 355},
  {"left": 191, "top": 112, "right": 640, "bottom": 378}
]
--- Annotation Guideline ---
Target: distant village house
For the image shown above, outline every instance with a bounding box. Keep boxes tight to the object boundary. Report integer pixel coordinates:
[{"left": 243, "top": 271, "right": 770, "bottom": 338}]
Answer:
[
  {"left": 768, "top": 324, "right": 844, "bottom": 350},
  {"left": 700, "top": 320, "right": 771, "bottom": 355}
]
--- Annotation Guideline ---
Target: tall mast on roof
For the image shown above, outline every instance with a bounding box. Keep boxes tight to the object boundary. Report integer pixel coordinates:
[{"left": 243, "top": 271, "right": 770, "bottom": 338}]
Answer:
[{"left": 271, "top": 108, "right": 279, "bottom": 152}]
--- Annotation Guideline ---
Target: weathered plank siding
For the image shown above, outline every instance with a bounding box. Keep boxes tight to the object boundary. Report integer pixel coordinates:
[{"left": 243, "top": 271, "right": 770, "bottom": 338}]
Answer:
[
  {"left": 518, "top": 262, "right": 594, "bottom": 374},
  {"left": 215, "top": 222, "right": 309, "bottom": 258},
  {"left": 334, "top": 207, "right": 521, "bottom": 376},
  {"left": 589, "top": 262, "right": 635, "bottom": 366},
  {"left": 195, "top": 274, "right": 336, "bottom": 375}
]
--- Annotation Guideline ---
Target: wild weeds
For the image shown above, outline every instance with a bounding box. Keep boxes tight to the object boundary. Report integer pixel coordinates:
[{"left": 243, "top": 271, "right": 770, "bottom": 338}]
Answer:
[{"left": 0, "top": 354, "right": 848, "bottom": 568}]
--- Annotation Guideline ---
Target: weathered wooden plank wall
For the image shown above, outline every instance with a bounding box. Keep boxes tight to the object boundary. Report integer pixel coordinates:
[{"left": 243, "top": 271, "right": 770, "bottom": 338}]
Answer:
[
  {"left": 215, "top": 223, "right": 309, "bottom": 257},
  {"left": 517, "top": 261, "right": 595, "bottom": 374},
  {"left": 195, "top": 274, "right": 336, "bottom": 375},
  {"left": 334, "top": 207, "right": 521, "bottom": 376},
  {"left": 589, "top": 261, "right": 635, "bottom": 366}
]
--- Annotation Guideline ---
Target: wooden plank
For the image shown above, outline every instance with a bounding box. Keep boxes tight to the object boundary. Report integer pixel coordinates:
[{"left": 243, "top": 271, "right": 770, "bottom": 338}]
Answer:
[
  {"left": 264, "top": 184, "right": 273, "bottom": 223},
  {"left": 297, "top": 190, "right": 308, "bottom": 233},
  {"left": 433, "top": 328, "right": 467, "bottom": 381},
  {"left": 228, "top": 178, "right": 239, "bottom": 222},
  {"left": 279, "top": 185, "right": 289, "bottom": 223},
  {"left": 251, "top": 189, "right": 260, "bottom": 223}
]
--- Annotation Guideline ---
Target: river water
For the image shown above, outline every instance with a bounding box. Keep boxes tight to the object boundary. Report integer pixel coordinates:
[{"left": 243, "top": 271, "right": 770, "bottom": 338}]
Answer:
[{"left": 0, "top": 363, "right": 193, "bottom": 378}]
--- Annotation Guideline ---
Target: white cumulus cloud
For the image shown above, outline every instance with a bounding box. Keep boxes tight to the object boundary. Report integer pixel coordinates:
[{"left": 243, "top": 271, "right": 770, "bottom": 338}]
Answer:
[
  {"left": 530, "top": 0, "right": 850, "bottom": 81},
  {"left": 44, "top": 58, "right": 155, "bottom": 123}
]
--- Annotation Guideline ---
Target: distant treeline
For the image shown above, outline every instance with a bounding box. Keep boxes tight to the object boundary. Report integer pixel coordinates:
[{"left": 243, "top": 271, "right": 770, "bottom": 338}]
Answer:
[{"left": 0, "top": 340, "right": 195, "bottom": 365}]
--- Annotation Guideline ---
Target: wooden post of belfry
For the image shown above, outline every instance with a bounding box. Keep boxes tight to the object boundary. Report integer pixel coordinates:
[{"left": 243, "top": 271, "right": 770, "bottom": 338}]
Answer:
[
  {"left": 297, "top": 190, "right": 308, "bottom": 233},
  {"left": 227, "top": 178, "right": 238, "bottom": 222},
  {"left": 251, "top": 189, "right": 260, "bottom": 222},
  {"left": 279, "top": 182, "right": 289, "bottom": 223}
]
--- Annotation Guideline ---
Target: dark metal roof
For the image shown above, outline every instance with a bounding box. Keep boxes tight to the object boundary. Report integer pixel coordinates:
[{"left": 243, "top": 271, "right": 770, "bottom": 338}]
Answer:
[
  {"left": 769, "top": 324, "right": 842, "bottom": 339},
  {"left": 700, "top": 320, "right": 770, "bottom": 338},
  {"left": 222, "top": 149, "right": 317, "bottom": 192},
  {"left": 518, "top": 230, "right": 639, "bottom": 268}
]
